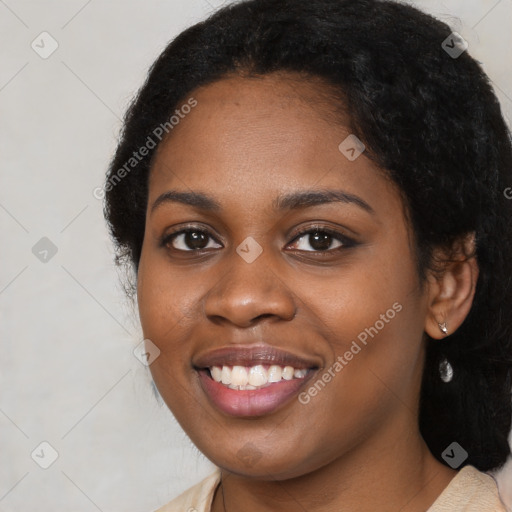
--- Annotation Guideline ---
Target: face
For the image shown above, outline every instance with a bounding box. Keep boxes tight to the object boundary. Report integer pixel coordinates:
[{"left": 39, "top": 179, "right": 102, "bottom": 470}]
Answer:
[{"left": 137, "top": 73, "right": 431, "bottom": 479}]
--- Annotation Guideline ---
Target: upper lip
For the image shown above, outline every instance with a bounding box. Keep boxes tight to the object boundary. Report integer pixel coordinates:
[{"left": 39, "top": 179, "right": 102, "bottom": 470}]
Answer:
[{"left": 193, "top": 343, "right": 320, "bottom": 370}]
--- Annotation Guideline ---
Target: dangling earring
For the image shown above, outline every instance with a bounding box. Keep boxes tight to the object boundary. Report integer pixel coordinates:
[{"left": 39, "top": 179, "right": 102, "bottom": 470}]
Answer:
[
  {"left": 439, "top": 357, "right": 453, "bottom": 383},
  {"left": 437, "top": 322, "right": 453, "bottom": 382}
]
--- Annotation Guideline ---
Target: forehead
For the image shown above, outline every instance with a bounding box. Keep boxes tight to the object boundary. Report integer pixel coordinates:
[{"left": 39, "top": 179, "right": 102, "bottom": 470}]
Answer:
[
  {"left": 151, "top": 71, "right": 349, "bottom": 168},
  {"left": 147, "top": 72, "right": 399, "bottom": 219},
  {"left": 152, "top": 74, "right": 342, "bottom": 166}
]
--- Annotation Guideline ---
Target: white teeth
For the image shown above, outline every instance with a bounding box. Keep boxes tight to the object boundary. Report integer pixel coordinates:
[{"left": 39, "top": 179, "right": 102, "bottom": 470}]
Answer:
[
  {"left": 267, "top": 365, "right": 282, "bottom": 382},
  {"left": 248, "top": 365, "right": 267, "bottom": 386},
  {"left": 282, "top": 366, "right": 294, "bottom": 380},
  {"left": 221, "top": 366, "right": 231, "bottom": 385},
  {"left": 211, "top": 366, "right": 222, "bottom": 382},
  {"left": 209, "top": 364, "right": 309, "bottom": 389},
  {"left": 231, "top": 365, "right": 248, "bottom": 386}
]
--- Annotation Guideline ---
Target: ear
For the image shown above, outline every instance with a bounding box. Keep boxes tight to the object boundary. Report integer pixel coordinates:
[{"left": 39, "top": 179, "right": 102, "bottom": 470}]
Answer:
[{"left": 424, "top": 233, "right": 479, "bottom": 339}]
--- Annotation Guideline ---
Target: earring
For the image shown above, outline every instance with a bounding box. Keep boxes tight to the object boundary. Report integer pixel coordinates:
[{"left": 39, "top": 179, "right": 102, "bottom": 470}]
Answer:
[
  {"left": 439, "top": 357, "right": 453, "bottom": 383},
  {"left": 438, "top": 322, "right": 448, "bottom": 335}
]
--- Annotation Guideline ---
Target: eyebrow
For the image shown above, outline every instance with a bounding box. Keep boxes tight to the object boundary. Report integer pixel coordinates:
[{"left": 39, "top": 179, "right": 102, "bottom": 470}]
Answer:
[{"left": 150, "top": 189, "right": 375, "bottom": 215}]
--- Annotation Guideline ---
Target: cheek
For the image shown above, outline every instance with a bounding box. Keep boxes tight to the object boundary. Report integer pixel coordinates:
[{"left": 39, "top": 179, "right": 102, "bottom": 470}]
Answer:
[
  {"left": 137, "top": 250, "right": 205, "bottom": 336},
  {"left": 300, "top": 239, "right": 420, "bottom": 349},
  {"left": 136, "top": 249, "right": 216, "bottom": 398},
  {"left": 318, "top": 267, "right": 423, "bottom": 441},
  {"left": 136, "top": 256, "right": 200, "bottom": 420},
  {"left": 297, "top": 255, "right": 425, "bottom": 436}
]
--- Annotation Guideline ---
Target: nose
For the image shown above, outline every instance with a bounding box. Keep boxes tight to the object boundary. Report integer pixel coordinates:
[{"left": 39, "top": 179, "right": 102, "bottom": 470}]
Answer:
[{"left": 203, "top": 247, "right": 297, "bottom": 328}]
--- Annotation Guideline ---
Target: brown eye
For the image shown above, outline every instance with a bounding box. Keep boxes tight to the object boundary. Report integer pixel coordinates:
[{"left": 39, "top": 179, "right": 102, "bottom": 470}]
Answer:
[
  {"left": 163, "top": 229, "right": 222, "bottom": 252},
  {"left": 288, "top": 227, "right": 354, "bottom": 252}
]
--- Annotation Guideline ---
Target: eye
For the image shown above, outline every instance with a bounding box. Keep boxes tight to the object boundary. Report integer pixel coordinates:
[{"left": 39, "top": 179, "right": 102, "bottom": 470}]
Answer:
[
  {"left": 161, "top": 224, "right": 356, "bottom": 254},
  {"left": 287, "top": 226, "right": 355, "bottom": 253},
  {"left": 162, "top": 227, "right": 222, "bottom": 252}
]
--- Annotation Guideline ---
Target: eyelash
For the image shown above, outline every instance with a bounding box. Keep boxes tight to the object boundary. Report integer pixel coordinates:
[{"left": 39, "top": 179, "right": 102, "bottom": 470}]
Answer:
[{"left": 160, "top": 224, "right": 357, "bottom": 255}]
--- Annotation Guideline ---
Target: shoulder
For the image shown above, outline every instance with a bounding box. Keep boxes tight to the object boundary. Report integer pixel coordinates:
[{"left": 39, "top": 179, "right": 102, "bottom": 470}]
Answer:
[
  {"left": 428, "top": 465, "right": 509, "bottom": 512},
  {"left": 153, "top": 469, "right": 222, "bottom": 512}
]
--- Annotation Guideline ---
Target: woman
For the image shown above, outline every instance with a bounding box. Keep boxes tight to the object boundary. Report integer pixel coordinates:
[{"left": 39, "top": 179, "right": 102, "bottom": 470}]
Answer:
[{"left": 103, "top": 0, "right": 512, "bottom": 510}]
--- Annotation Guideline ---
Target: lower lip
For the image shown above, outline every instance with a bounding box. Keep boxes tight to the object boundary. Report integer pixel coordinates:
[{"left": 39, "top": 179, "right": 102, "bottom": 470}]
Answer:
[{"left": 197, "top": 369, "right": 314, "bottom": 417}]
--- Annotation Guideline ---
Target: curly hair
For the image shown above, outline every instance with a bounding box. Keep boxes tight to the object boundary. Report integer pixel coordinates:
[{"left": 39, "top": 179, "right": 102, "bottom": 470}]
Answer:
[{"left": 103, "top": 0, "right": 512, "bottom": 471}]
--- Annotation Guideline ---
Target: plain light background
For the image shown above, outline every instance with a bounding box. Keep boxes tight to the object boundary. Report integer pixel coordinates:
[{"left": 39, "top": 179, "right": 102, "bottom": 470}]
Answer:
[{"left": 1, "top": 0, "right": 511, "bottom": 510}]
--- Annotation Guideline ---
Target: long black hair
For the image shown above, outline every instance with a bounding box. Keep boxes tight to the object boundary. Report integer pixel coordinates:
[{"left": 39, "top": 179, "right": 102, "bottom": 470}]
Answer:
[{"left": 103, "top": 0, "right": 512, "bottom": 471}]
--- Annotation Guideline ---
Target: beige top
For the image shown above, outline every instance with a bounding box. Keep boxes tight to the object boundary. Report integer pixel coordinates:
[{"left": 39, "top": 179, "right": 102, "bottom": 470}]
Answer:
[{"left": 155, "top": 465, "right": 508, "bottom": 512}]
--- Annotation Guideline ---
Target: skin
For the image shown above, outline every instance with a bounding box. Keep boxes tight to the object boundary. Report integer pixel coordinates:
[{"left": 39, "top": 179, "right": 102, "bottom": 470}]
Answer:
[{"left": 136, "top": 72, "right": 479, "bottom": 512}]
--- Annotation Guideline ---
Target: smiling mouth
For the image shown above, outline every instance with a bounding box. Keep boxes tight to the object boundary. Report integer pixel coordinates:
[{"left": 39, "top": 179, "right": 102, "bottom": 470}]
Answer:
[
  {"left": 197, "top": 365, "right": 317, "bottom": 417},
  {"left": 193, "top": 344, "right": 320, "bottom": 416}
]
